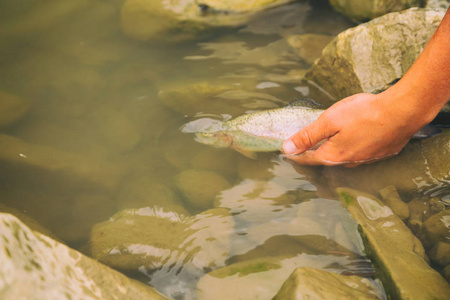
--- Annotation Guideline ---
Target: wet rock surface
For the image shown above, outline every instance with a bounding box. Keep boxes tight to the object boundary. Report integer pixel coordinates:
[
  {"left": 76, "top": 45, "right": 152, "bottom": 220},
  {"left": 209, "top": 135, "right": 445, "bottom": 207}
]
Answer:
[
  {"left": 0, "top": 213, "right": 168, "bottom": 300},
  {"left": 336, "top": 188, "right": 450, "bottom": 299},
  {"left": 91, "top": 207, "right": 235, "bottom": 298},
  {"left": 305, "top": 8, "right": 445, "bottom": 100},
  {"left": 273, "top": 267, "right": 383, "bottom": 300}
]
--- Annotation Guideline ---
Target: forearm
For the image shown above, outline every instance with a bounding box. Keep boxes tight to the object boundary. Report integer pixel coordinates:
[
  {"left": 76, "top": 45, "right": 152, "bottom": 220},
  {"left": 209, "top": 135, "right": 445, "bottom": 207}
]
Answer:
[{"left": 382, "top": 8, "right": 450, "bottom": 126}]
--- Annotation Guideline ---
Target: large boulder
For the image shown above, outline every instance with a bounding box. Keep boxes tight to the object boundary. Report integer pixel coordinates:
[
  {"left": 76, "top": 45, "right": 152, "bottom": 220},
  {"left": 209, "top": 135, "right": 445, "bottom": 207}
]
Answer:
[
  {"left": 0, "top": 213, "right": 168, "bottom": 300},
  {"left": 329, "top": 0, "right": 425, "bottom": 23},
  {"left": 305, "top": 8, "right": 445, "bottom": 100},
  {"left": 120, "top": 0, "right": 301, "bottom": 41},
  {"left": 336, "top": 188, "right": 450, "bottom": 299}
]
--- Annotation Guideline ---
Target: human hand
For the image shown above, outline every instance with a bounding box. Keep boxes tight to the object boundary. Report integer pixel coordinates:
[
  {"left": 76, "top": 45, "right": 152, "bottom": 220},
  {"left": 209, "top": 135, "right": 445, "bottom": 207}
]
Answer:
[{"left": 282, "top": 93, "right": 422, "bottom": 167}]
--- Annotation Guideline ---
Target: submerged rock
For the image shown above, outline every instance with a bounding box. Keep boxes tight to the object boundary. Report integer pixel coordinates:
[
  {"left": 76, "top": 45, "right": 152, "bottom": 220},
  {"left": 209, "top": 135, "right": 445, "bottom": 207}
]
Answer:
[
  {"left": 287, "top": 33, "right": 334, "bottom": 65},
  {"left": 336, "top": 188, "right": 450, "bottom": 299},
  {"left": 0, "top": 90, "right": 30, "bottom": 128},
  {"left": 90, "top": 207, "right": 234, "bottom": 286},
  {"left": 323, "top": 129, "right": 450, "bottom": 197},
  {"left": 197, "top": 254, "right": 381, "bottom": 299},
  {"left": 273, "top": 267, "right": 383, "bottom": 300},
  {"left": 175, "top": 169, "right": 231, "bottom": 210},
  {"left": 379, "top": 185, "right": 410, "bottom": 221},
  {"left": 329, "top": 0, "right": 424, "bottom": 23},
  {"left": 305, "top": 8, "right": 445, "bottom": 100},
  {"left": 0, "top": 213, "right": 168, "bottom": 300},
  {"left": 120, "top": 0, "right": 299, "bottom": 42},
  {"left": 0, "top": 134, "right": 123, "bottom": 191}
]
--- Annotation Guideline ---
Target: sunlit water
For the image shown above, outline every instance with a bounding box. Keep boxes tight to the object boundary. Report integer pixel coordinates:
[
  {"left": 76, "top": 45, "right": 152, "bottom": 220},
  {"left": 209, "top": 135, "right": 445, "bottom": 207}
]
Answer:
[{"left": 0, "top": 1, "right": 448, "bottom": 299}]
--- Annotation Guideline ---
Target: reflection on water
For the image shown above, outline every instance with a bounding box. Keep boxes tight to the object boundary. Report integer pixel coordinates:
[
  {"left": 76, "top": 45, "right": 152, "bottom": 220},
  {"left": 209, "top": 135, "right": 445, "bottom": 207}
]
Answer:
[{"left": 0, "top": 0, "right": 448, "bottom": 299}]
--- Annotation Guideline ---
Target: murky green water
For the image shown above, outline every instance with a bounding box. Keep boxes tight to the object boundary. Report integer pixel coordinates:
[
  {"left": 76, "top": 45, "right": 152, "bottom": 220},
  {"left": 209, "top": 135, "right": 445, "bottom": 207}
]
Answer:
[{"left": 0, "top": 1, "right": 448, "bottom": 299}]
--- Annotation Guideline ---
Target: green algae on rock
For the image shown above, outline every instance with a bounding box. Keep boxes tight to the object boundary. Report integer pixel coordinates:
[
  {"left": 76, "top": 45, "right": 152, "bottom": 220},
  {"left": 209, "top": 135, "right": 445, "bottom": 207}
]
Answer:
[
  {"left": 273, "top": 267, "right": 383, "bottom": 300},
  {"left": 336, "top": 188, "right": 450, "bottom": 300},
  {"left": 0, "top": 213, "right": 168, "bottom": 300}
]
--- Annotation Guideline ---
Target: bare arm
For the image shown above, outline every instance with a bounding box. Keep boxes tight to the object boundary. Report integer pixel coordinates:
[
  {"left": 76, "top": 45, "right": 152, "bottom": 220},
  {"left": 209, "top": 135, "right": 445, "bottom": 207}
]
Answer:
[{"left": 283, "top": 8, "right": 450, "bottom": 167}]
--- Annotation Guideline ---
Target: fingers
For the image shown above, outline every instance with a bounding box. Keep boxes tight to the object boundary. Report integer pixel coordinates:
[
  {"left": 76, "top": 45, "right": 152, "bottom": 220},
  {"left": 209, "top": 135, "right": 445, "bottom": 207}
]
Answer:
[
  {"left": 284, "top": 150, "right": 352, "bottom": 166},
  {"left": 282, "top": 115, "right": 337, "bottom": 155}
]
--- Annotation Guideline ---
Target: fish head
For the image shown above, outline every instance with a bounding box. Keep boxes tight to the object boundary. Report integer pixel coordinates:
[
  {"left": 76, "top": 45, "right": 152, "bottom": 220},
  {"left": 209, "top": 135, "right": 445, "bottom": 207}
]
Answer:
[{"left": 195, "top": 131, "right": 233, "bottom": 148}]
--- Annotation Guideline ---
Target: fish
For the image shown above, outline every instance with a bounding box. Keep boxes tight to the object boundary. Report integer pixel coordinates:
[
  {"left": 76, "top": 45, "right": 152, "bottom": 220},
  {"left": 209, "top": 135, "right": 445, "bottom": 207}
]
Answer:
[{"left": 183, "top": 98, "right": 324, "bottom": 158}]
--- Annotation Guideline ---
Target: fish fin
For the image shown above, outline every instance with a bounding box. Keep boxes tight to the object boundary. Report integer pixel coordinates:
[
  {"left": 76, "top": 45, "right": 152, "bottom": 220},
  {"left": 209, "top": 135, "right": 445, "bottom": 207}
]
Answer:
[
  {"left": 287, "top": 98, "right": 323, "bottom": 109},
  {"left": 412, "top": 124, "right": 441, "bottom": 139},
  {"left": 234, "top": 147, "right": 258, "bottom": 159}
]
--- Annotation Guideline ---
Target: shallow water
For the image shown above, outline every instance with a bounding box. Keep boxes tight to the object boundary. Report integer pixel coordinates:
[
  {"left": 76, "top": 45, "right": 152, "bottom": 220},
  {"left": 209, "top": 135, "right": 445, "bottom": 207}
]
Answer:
[{"left": 0, "top": 1, "right": 448, "bottom": 299}]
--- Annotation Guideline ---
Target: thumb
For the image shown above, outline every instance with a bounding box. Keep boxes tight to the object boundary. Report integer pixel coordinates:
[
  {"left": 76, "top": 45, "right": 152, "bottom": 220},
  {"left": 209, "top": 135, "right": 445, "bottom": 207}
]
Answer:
[{"left": 283, "top": 117, "right": 336, "bottom": 155}]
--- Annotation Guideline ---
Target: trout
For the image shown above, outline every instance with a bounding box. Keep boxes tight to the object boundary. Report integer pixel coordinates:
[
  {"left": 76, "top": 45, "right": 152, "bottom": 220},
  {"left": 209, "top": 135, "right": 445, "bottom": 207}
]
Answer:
[{"left": 184, "top": 98, "right": 324, "bottom": 158}]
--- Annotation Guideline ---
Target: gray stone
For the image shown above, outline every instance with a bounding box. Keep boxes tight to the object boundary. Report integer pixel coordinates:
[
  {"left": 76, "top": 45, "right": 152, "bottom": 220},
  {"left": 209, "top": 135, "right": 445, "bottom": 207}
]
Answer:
[
  {"left": 336, "top": 188, "right": 450, "bottom": 300},
  {"left": 273, "top": 267, "right": 383, "bottom": 300},
  {"left": 305, "top": 8, "right": 445, "bottom": 100},
  {"left": 329, "top": 0, "right": 425, "bottom": 23},
  {"left": 426, "top": 0, "right": 450, "bottom": 10},
  {"left": 0, "top": 213, "right": 168, "bottom": 300}
]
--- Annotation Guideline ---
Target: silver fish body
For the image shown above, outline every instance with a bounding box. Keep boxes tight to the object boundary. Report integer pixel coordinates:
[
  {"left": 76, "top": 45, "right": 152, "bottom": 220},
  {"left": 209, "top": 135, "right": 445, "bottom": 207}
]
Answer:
[{"left": 193, "top": 99, "right": 324, "bottom": 156}]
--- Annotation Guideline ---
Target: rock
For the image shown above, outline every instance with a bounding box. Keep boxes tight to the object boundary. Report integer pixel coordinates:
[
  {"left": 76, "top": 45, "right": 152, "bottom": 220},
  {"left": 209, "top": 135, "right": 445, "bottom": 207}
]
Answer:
[
  {"left": 273, "top": 267, "right": 383, "bottom": 300},
  {"left": 91, "top": 206, "right": 234, "bottom": 272},
  {"left": 322, "top": 129, "right": 450, "bottom": 197},
  {"left": 287, "top": 33, "right": 334, "bottom": 65},
  {"left": 120, "top": 0, "right": 299, "bottom": 42},
  {"left": 0, "top": 202, "right": 58, "bottom": 241},
  {"left": 407, "top": 196, "right": 430, "bottom": 233},
  {"left": 190, "top": 148, "right": 237, "bottom": 180},
  {"left": 175, "top": 169, "right": 231, "bottom": 210},
  {"left": 91, "top": 207, "right": 234, "bottom": 298},
  {"left": 305, "top": 8, "right": 445, "bottom": 100},
  {"left": 429, "top": 242, "right": 450, "bottom": 267},
  {"left": 0, "top": 213, "right": 168, "bottom": 300},
  {"left": 329, "top": 0, "right": 424, "bottom": 23},
  {"left": 0, "top": 90, "right": 30, "bottom": 128},
  {"left": 336, "top": 188, "right": 450, "bottom": 299},
  {"left": 426, "top": 0, "right": 450, "bottom": 10},
  {"left": 379, "top": 185, "right": 410, "bottom": 220},
  {"left": 421, "top": 210, "right": 450, "bottom": 246},
  {"left": 197, "top": 254, "right": 379, "bottom": 300},
  {"left": 158, "top": 81, "right": 235, "bottom": 116},
  {"left": 0, "top": 134, "right": 123, "bottom": 191},
  {"left": 116, "top": 175, "right": 182, "bottom": 211},
  {"left": 84, "top": 108, "right": 141, "bottom": 154}
]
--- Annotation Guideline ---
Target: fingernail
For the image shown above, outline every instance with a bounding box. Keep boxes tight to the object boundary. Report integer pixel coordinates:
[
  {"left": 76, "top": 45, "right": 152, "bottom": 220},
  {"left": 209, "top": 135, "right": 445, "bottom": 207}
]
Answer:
[{"left": 283, "top": 140, "right": 297, "bottom": 154}]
